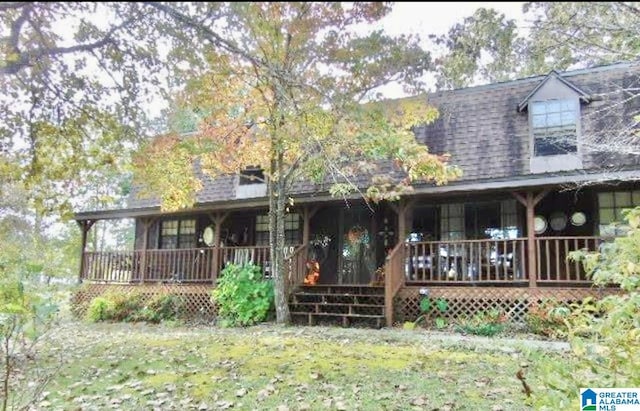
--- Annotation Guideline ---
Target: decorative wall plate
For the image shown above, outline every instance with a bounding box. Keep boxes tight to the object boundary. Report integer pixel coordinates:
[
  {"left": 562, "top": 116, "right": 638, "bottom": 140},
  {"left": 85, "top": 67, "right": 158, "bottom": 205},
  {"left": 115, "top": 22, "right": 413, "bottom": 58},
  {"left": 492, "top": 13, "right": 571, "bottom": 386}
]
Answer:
[
  {"left": 570, "top": 211, "right": 586, "bottom": 226},
  {"left": 203, "top": 226, "right": 215, "bottom": 246},
  {"left": 550, "top": 212, "right": 567, "bottom": 231},
  {"left": 534, "top": 215, "right": 547, "bottom": 234}
]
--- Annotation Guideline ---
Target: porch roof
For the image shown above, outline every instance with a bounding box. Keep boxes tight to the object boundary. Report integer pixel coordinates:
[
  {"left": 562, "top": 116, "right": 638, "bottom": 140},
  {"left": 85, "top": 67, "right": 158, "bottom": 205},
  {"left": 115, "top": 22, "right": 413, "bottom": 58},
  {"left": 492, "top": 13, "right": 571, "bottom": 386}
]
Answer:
[{"left": 74, "top": 168, "right": 640, "bottom": 221}]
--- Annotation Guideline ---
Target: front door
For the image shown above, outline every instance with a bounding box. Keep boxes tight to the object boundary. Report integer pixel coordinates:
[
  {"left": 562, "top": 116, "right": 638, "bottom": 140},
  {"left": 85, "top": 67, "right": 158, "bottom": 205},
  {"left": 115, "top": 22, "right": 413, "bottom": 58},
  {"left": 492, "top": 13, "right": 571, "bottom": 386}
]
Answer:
[{"left": 338, "top": 206, "right": 376, "bottom": 284}]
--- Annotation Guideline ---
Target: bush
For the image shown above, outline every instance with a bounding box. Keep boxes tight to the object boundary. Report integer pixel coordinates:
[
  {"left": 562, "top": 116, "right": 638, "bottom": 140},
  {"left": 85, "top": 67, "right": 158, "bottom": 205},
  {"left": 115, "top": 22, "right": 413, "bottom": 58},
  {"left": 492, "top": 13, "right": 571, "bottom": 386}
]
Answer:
[
  {"left": 525, "top": 299, "right": 572, "bottom": 338},
  {"left": 85, "top": 297, "right": 115, "bottom": 322},
  {"left": 86, "top": 292, "right": 185, "bottom": 323},
  {"left": 212, "top": 263, "right": 274, "bottom": 326},
  {"left": 136, "top": 294, "right": 185, "bottom": 324},
  {"left": 403, "top": 296, "right": 449, "bottom": 330},
  {"left": 531, "top": 207, "right": 640, "bottom": 409},
  {"left": 455, "top": 309, "right": 506, "bottom": 337},
  {"left": 104, "top": 292, "right": 145, "bottom": 322}
]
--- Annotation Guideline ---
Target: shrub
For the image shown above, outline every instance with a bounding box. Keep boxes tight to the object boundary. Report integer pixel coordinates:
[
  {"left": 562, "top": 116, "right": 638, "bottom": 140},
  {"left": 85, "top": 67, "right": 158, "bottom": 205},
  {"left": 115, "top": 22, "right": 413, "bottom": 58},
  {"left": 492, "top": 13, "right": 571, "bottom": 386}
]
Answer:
[
  {"left": 136, "top": 294, "right": 185, "bottom": 324},
  {"left": 455, "top": 309, "right": 506, "bottom": 337},
  {"left": 403, "top": 296, "right": 449, "bottom": 330},
  {"left": 104, "top": 292, "right": 145, "bottom": 322},
  {"left": 85, "top": 297, "right": 115, "bottom": 322},
  {"left": 212, "top": 263, "right": 274, "bottom": 326},
  {"left": 525, "top": 299, "right": 572, "bottom": 338},
  {"left": 531, "top": 207, "right": 640, "bottom": 409}
]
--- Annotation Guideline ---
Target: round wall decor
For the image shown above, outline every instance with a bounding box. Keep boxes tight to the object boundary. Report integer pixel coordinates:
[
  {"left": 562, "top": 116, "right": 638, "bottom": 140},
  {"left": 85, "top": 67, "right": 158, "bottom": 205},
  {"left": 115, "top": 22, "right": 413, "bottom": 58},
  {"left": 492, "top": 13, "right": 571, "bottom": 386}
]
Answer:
[
  {"left": 202, "top": 225, "right": 215, "bottom": 246},
  {"left": 534, "top": 215, "right": 547, "bottom": 234},
  {"left": 550, "top": 212, "right": 567, "bottom": 231},
  {"left": 570, "top": 211, "right": 587, "bottom": 226}
]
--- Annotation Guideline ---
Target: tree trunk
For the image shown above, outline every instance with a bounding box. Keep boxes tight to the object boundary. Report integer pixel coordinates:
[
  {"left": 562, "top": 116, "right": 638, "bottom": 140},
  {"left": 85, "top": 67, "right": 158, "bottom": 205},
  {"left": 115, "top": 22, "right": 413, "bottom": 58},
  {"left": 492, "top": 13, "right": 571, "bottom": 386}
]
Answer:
[{"left": 270, "top": 151, "right": 291, "bottom": 324}]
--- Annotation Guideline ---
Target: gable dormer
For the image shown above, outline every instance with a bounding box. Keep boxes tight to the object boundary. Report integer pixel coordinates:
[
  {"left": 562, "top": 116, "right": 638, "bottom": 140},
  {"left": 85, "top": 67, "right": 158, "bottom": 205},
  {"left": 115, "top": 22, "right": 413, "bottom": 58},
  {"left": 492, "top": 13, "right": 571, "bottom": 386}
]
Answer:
[{"left": 518, "top": 71, "right": 592, "bottom": 174}]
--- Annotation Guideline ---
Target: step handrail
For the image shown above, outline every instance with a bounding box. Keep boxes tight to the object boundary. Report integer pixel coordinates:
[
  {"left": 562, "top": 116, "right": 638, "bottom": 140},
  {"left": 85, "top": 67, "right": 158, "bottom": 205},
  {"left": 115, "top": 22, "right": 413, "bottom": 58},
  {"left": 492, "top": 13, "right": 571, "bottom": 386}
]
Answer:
[{"left": 384, "top": 241, "right": 406, "bottom": 327}]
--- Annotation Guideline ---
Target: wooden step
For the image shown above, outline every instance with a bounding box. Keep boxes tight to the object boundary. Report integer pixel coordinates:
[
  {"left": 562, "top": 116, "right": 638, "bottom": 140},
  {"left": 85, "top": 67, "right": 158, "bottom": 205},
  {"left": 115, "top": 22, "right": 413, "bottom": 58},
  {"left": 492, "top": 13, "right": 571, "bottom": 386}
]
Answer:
[
  {"left": 289, "top": 302, "right": 384, "bottom": 316},
  {"left": 296, "top": 285, "right": 384, "bottom": 295},
  {"left": 290, "top": 311, "right": 384, "bottom": 328},
  {"left": 290, "top": 294, "right": 384, "bottom": 305}
]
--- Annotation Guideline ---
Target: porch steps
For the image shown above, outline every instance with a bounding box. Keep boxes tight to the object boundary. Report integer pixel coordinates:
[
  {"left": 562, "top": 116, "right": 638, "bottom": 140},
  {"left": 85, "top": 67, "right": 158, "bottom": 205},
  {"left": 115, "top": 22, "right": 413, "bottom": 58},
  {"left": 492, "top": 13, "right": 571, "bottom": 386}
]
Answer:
[{"left": 289, "top": 285, "right": 385, "bottom": 328}]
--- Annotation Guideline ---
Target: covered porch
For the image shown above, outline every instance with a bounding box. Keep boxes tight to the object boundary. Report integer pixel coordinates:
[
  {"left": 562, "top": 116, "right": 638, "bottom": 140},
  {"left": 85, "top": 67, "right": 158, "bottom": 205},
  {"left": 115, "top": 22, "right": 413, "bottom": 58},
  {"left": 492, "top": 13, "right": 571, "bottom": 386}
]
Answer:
[{"left": 77, "top": 183, "right": 636, "bottom": 289}]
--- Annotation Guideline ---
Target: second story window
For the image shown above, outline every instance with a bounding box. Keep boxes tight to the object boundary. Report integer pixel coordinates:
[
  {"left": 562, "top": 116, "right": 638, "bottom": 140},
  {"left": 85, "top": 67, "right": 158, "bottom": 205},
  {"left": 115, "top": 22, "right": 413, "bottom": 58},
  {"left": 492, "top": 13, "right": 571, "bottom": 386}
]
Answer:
[
  {"left": 239, "top": 168, "right": 265, "bottom": 185},
  {"left": 531, "top": 99, "right": 578, "bottom": 156}
]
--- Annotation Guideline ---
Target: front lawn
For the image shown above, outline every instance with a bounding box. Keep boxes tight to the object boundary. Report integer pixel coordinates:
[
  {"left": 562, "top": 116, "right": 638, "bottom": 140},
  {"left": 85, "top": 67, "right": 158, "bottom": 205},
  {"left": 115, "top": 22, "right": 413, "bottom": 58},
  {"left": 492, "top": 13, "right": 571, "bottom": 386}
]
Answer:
[{"left": 25, "top": 321, "right": 569, "bottom": 410}]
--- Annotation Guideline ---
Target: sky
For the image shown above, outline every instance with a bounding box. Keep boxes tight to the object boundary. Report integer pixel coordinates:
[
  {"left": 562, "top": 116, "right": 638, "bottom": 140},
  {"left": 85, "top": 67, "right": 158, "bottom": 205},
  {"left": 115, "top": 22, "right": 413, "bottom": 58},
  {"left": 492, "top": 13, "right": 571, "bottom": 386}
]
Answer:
[
  {"left": 381, "top": 2, "right": 525, "bottom": 37},
  {"left": 373, "top": 2, "right": 527, "bottom": 97}
]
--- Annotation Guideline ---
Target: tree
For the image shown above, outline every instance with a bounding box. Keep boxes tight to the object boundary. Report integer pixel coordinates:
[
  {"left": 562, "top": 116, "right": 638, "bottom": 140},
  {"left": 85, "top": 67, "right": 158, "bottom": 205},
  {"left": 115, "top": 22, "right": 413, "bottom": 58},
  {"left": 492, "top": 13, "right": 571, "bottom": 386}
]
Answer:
[
  {"left": 430, "top": 7, "right": 525, "bottom": 89},
  {"left": 134, "top": 2, "right": 460, "bottom": 324},
  {"left": 433, "top": 2, "right": 640, "bottom": 89},
  {"left": 0, "top": 2, "right": 236, "bottom": 218}
]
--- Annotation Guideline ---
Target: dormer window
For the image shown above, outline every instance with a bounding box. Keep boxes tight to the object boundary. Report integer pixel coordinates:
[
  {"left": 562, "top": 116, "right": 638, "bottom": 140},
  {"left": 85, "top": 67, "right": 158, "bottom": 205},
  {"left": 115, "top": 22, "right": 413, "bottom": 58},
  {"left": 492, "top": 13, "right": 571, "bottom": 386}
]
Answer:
[
  {"left": 235, "top": 167, "right": 267, "bottom": 198},
  {"left": 519, "top": 71, "right": 590, "bottom": 173},
  {"left": 239, "top": 168, "right": 265, "bottom": 185},
  {"left": 531, "top": 99, "right": 578, "bottom": 156}
]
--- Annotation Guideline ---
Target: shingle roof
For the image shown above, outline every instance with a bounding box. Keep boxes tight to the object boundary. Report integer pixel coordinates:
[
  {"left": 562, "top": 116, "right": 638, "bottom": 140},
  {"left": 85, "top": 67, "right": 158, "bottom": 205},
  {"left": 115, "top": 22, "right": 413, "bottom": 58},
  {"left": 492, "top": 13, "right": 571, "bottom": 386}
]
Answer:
[{"left": 123, "top": 61, "right": 640, "bottom": 212}]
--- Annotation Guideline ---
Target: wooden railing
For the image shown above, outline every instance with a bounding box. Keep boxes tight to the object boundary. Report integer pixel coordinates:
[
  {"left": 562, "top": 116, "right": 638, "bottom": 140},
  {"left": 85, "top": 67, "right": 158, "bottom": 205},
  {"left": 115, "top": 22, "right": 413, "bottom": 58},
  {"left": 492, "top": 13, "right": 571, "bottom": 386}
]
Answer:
[
  {"left": 81, "top": 246, "right": 272, "bottom": 284},
  {"left": 82, "top": 251, "right": 142, "bottom": 283},
  {"left": 143, "top": 248, "right": 217, "bottom": 283},
  {"left": 384, "top": 242, "right": 406, "bottom": 327},
  {"left": 535, "top": 236, "right": 602, "bottom": 284},
  {"left": 216, "top": 246, "right": 271, "bottom": 278},
  {"left": 284, "top": 244, "right": 309, "bottom": 296},
  {"left": 405, "top": 238, "right": 528, "bottom": 284}
]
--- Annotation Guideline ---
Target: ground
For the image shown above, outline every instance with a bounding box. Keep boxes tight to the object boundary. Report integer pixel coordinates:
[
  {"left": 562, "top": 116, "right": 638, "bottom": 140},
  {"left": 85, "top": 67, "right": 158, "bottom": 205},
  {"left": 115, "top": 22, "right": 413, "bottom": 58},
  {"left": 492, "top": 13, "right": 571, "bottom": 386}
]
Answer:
[{"left": 16, "top": 319, "right": 573, "bottom": 411}]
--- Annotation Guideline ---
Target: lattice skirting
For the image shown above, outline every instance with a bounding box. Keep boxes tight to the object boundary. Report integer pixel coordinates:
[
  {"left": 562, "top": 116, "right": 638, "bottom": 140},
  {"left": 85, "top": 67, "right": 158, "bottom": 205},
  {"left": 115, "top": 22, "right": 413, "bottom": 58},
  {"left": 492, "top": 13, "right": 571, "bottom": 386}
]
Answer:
[
  {"left": 394, "top": 286, "right": 619, "bottom": 324},
  {"left": 71, "top": 283, "right": 217, "bottom": 321}
]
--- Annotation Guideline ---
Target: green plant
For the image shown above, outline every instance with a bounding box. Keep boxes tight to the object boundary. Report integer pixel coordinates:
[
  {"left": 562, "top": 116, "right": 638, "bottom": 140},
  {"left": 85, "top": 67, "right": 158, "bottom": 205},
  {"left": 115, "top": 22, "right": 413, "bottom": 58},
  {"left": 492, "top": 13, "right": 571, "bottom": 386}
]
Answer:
[
  {"left": 85, "top": 297, "right": 115, "bottom": 322},
  {"left": 1, "top": 271, "right": 57, "bottom": 410},
  {"left": 211, "top": 264, "right": 274, "bottom": 326},
  {"left": 455, "top": 309, "right": 506, "bottom": 337},
  {"left": 137, "top": 294, "right": 185, "bottom": 324},
  {"left": 403, "top": 296, "right": 449, "bottom": 330},
  {"left": 532, "top": 208, "right": 640, "bottom": 409},
  {"left": 525, "top": 299, "right": 572, "bottom": 338}
]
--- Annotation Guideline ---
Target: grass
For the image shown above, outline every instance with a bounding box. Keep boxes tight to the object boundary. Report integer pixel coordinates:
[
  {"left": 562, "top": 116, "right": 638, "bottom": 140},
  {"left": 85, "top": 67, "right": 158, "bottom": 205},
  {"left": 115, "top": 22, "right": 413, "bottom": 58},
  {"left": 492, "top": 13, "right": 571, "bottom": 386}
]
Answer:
[{"left": 22, "top": 320, "right": 572, "bottom": 410}]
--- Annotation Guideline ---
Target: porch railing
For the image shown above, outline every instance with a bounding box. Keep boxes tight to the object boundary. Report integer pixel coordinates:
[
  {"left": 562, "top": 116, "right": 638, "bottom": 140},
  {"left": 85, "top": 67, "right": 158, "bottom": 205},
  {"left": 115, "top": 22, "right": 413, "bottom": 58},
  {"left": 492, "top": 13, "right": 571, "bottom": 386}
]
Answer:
[
  {"left": 535, "top": 236, "right": 602, "bottom": 284},
  {"left": 143, "top": 248, "right": 217, "bottom": 283},
  {"left": 216, "top": 246, "right": 271, "bottom": 278},
  {"left": 284, "top": 244, "right": 309, "bottom": 296},
  {"left": 81, "top": 246, "right": 271, "bottom": 284},
  {"left": 405, "top": 238, "right": 528, "bottom": 284},
  {"left": 384, "top": 242, "right": 406, "bottom": 327},
  {"left": 82, "top": 251, "right": 142, "bottom": 283}
]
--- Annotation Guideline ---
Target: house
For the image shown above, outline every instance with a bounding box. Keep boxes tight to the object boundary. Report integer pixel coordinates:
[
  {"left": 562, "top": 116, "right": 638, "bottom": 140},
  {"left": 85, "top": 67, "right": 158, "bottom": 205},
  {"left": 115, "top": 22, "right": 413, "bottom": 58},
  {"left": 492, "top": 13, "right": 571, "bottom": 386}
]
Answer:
[{"left": 73, "top": 61, "right": 640, "bottom": 327}]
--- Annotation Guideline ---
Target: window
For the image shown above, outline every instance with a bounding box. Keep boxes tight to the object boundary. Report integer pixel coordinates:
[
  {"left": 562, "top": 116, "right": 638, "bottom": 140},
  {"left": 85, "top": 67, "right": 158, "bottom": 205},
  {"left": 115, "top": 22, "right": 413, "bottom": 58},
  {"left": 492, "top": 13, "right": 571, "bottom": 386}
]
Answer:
[
  {"left": 440, "top": 204, "right": 464, "bottom": 240},
  {"left": 239, "top": 168, "right": 264, "bottom": 185},
  {"left": 531, "top": 99, "right": 578, "bottom": 156},
  {"left": 255, "top": 213, "right": 300, "bottom": 246},
  {"left": 598, "top": 190, "right": 640, "bottom": 236},
  {"left": 255, "top": 214, "right": 269, "bottom": 245},
  {"left": 160, "top": 219, "right": 196, "bottom": 249}
]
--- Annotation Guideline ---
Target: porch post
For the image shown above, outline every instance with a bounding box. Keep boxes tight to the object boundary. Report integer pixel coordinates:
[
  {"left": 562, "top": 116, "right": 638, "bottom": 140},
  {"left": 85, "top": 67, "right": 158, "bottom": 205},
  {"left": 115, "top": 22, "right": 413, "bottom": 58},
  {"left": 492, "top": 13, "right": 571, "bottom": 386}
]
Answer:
[
  {"left": 139, "top": 218, "right": 154, "bottom": 283},
  {"left": 77, "top": 219, "right": 96, "bottom": 283},
  {"left": 513, "top": 190, "right": 549, "bottom": 288},
  {"left": 209, "top": 212, "right": 229, "bottom": 284},
  {"left": 389, "top": 199, "right": 414, "bottom": 243},
  {"left": 302, "top": 206, "right": 320, "bottom": 262}
]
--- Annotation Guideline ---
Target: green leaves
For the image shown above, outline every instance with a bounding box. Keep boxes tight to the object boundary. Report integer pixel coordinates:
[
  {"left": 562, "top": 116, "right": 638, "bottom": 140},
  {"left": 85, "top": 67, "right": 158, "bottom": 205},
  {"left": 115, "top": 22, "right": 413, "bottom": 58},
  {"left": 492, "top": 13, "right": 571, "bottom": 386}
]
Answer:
[
  {"left": 533, "top": 207, "right": 640, "bottom": 407},
  {"left": 211, "top": 264, "right": 275, "bottom": 327}
]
